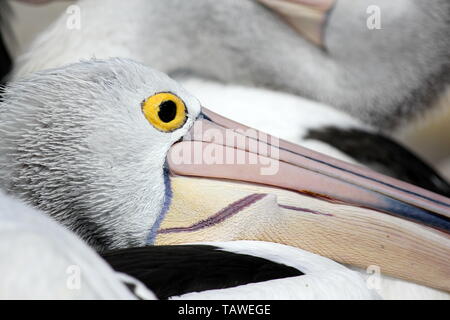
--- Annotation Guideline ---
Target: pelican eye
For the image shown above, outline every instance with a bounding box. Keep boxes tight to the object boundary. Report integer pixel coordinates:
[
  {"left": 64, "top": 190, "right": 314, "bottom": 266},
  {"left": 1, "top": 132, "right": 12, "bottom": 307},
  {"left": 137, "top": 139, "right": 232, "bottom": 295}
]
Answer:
[{"left": 142, "top": 92, "right": 187, "bottom": 132}]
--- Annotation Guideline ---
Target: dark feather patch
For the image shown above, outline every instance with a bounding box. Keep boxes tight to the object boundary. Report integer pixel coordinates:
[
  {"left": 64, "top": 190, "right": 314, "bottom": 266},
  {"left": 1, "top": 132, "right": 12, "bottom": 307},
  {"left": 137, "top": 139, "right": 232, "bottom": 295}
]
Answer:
[
  {"left": 102, "top": 245, "right": 303, "bottom": 299},
  {"left": 305, "top": 126, "right": 450, "bottom": 197},
  {"left": 0, "top": 32, "right": 11, "bottom": 86},
  {"left": 0, "top": 4, "right": 12, "bottom": 87}
]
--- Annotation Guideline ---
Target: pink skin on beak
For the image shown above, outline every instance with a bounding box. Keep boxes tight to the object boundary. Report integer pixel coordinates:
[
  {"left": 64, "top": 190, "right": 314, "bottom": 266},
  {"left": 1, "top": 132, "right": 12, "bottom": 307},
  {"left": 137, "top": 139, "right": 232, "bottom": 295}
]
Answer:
[{"left": 169, "top": 108, "right": 450, "bottom": 231}]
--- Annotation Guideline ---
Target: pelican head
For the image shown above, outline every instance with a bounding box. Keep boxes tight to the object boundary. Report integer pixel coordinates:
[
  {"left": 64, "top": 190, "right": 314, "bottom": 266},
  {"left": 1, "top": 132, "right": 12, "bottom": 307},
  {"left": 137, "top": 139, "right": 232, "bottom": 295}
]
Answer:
[
  {"left": 0, "top": 59, "right": 449, "bottom": 291},
  {"left": 0, "top": 58, "right": 201, "bottom": 249}
]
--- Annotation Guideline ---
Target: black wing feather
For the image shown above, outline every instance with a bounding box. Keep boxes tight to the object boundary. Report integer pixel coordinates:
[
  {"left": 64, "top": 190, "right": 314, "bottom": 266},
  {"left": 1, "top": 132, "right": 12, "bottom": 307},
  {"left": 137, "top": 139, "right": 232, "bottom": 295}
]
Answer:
[{"left": 102, "top": 245, "right": 303, "bottom": 300}]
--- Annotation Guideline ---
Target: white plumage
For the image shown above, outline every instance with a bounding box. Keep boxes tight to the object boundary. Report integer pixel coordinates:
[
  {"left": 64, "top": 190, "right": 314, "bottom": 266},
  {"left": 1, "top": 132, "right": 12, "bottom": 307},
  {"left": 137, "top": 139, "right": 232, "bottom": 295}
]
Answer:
[{"left": 12, "top": 0, "right": 450, "bottom": 130}]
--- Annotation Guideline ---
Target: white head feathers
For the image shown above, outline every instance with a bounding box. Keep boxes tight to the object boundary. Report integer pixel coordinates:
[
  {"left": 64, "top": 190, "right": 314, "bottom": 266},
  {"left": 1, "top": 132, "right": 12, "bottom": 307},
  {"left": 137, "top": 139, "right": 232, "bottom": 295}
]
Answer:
[{"left": 0, "top": 58, "right": 201, "bottom": 251}]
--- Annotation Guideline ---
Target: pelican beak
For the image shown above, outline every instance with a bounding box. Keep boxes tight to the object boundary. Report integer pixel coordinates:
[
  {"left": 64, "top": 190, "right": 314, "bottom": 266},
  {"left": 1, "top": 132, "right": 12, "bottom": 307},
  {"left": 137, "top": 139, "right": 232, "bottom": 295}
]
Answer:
[
  {"left": 256, "top": 0, "right": 336, "bottom": 47},
  {"left": 162, "top": 108, "right": 450, "bottom": 292}
]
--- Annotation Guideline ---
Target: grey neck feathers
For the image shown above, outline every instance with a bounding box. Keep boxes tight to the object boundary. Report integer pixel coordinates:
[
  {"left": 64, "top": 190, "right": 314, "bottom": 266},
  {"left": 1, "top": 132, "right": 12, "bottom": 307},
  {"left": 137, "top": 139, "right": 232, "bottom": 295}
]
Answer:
[{"left": 1, "top": 59, "right": 188, "bottom": 252}]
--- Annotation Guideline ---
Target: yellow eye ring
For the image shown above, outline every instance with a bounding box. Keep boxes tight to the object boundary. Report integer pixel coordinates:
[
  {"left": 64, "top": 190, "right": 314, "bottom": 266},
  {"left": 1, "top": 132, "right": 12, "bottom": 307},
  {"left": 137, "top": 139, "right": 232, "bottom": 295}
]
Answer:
[{"left": 141, "top": 92, "right": 187, "bottom": 132}]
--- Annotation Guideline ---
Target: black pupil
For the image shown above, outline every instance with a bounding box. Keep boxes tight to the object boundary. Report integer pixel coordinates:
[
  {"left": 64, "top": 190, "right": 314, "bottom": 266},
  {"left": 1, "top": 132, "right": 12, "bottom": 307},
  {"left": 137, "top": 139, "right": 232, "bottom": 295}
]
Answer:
[{"left": 158, "top": 100, "right": 178, "bottom": 123}]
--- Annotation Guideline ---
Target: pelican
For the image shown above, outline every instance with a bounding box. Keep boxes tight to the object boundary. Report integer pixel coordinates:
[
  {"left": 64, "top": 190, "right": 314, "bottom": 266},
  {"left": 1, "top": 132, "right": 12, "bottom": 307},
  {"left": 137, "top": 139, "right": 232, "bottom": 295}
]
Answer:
[
  {"left": 0, "top": 58, "right": 449, "bottom": 299},
  {"left": 11, "top": 0, "right": 450, "bottom": 130}
]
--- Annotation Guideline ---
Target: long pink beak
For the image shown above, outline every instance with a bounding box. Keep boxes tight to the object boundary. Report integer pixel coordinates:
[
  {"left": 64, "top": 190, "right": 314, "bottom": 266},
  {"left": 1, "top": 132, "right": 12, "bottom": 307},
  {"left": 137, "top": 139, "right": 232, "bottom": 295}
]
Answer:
[
  {"left": 163, "top": 108, "right": 450, "bottom": 291},
  {"left": 169, "top": 108, "right": 450, "bottom": 232}
]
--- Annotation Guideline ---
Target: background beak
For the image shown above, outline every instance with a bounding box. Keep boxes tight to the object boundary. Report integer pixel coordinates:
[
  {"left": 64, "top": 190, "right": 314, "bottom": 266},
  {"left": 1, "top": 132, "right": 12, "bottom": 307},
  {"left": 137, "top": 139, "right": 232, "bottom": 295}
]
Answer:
[
  {"left": 256, "top": 0, "right": 336, "bottom": 47},
  {"left": 162, "top": 107, "right": 450, "bottom": 291}
]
